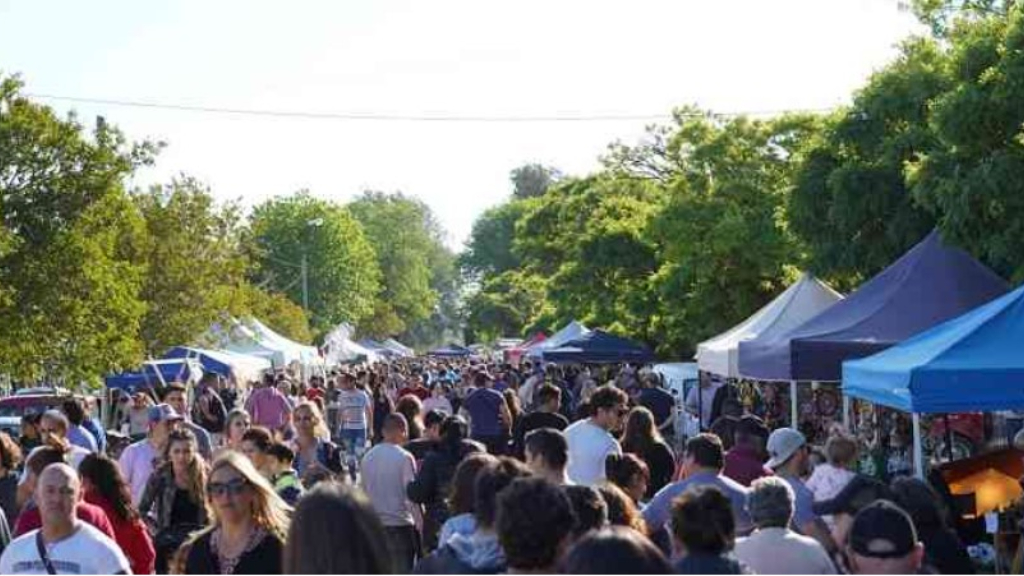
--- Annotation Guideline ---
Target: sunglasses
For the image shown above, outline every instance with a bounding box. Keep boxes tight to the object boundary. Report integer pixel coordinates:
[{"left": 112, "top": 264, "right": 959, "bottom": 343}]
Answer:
[
  {"left": 207, "top": 478, "right": 250, "bottom": 498},
  {"left": 294, "top": 416, "right": 315, "bottom": 423}
]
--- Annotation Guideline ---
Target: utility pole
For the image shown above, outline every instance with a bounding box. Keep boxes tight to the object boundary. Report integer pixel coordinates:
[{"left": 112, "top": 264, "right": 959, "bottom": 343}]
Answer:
[{"left": 301, "top": 251, "right": 309, "bottom": 312}]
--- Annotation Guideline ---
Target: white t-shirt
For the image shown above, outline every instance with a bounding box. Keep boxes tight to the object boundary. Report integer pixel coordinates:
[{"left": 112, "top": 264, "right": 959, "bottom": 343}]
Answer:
[
  {"left": 734, "top": 527, "right": 836, "bottom": 575},
  {"left": 0, "top": 522, "right": 131, "bottom": 575},
  {"left": 360, "top": 443, "right": 418, "bottom": 527},
  {"left": 118, "top": 438, "right": 159, "bottom": 506},
  {"left": 564, "top": 419, "right": 621, "bottom": 486},
  {"left": 337, "top": 389, "right": 371, "bottom": 430}
]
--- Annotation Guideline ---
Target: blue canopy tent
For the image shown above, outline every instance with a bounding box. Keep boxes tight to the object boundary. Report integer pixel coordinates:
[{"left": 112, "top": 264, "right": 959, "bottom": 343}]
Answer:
[
  {"left": 541, "top": 330, "right": 655, "bottom": 364},
  {"left": 162, "top": 346, "right": 271, "bottom": 384},
  {"left": 105, "top": 359, "right": 203, "bottom": 394},
  {"left": 844, "top": 284, "right": 1024, "bottom": 477},
  {"left": 429, "top": 344, "right": 472, "bottom": 358},
  {"left": 739, "top": 231, "right": 1009, "bottom": 382},
  {"left": 844, "top": 284, "right": 1024, "bottom": 413}
]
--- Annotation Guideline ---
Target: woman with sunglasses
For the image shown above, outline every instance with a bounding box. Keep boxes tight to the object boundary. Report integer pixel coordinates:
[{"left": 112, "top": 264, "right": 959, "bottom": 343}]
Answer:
[
  {"left": 139, "top": 428, "right": 210, "bottom": 573},
  {"left": 291, "top": 401, "right": 342, "bottom": 481},
  {"left": 182, "top": 451, "right": 291, "bottom": 575}
]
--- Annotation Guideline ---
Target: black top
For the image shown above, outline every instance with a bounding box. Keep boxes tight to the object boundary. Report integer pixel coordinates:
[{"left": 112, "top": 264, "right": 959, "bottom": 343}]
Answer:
[
  {"left": 185, "top": 530, "right": 284, "bottom": 575},
  {"left": 512, "top": 410, "right": 569, "bottom": 458},
  {"left": 0, "top": 472, "right": 18, "bottom": 527},
  {"left": 629, "top": 440, "right": 676, "bottom": 498},
  {"left": 404, "top": 438, "right": 440, "bottom": 462},
  {"left": 919, "top": 526, "right": 975, "bottom": 575},
  {"left": 638, "top": 387, "right": 675, "bottom": 427},
  {"left": 170, "top": 488, "right": 203, "bottom": 528},
  {"left": 673, "top": 553, "right": 750, "bottom": 575}
]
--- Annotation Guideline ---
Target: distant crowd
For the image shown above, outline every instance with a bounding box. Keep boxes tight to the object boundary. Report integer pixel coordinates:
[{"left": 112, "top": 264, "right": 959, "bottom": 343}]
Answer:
[{"left": 0, "top": 359, "right": 976, "bottom": 574}]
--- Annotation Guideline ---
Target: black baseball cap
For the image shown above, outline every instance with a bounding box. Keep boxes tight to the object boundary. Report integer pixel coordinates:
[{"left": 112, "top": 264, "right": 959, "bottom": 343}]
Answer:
[
  {"left": 813, "top": 474, "right": 893, "bottom": 516},
  {"left": 848, "top": 500, "right": 919, "bottom": 559}
]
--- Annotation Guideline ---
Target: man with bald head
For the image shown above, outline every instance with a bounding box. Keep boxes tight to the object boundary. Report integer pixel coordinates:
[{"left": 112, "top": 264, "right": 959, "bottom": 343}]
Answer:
[{"left": 0, "top": 464, "right": 129, "bottom": 574}]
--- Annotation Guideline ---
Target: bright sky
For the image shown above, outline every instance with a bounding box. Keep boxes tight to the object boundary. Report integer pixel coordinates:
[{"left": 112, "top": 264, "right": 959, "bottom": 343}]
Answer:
[{"left": 0, "top": 0, "right": 923, "bottom": 248}]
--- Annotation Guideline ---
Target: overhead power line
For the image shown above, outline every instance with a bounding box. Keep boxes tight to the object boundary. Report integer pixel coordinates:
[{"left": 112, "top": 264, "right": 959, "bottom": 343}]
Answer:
[{"left": 24, "top": 93, "right": 836, "bottom": 123}]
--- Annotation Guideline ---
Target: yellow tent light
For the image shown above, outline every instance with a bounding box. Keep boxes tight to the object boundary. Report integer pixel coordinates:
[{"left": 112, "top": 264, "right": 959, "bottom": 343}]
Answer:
[{"left": 948, "top": 467, "right": 1023, "bottom": 517}]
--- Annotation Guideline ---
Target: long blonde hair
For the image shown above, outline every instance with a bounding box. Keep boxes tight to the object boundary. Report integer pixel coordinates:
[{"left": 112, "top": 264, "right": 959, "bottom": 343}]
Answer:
[
  {"left": 207, "top": 451, "right": 291, "bottom": 540},
  {"left": 293, "top": 400, "right": 330, "bottom": 441}
]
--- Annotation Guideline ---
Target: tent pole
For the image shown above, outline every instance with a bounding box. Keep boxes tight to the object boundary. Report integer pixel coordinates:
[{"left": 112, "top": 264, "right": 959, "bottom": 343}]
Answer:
[
  {"left": 790, "top": 381, "right": 798, "bottom": 430},
  {"left": 912, "top": 413, "right": 924, "bottom": 479},
  {"left": 943, "top": 414, "right": 954, "bottom": 462},
  {"left": 842, "top": 394, "right": 851, "bottom": 429}
]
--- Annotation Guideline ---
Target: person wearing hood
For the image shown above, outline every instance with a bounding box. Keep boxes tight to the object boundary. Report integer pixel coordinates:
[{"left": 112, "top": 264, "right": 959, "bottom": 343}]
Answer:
[{"left": 414, "top": 457, "right": 530, "bottom": 574}]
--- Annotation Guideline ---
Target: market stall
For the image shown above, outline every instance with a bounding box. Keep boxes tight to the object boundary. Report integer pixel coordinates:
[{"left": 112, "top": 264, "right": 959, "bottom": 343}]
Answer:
[
  {"left": 541, "top": 330, "right": 655, "bottom": 365},
  {"left": 525, "top": 320, "right": 590, "bottom": 359},
  {"left": 843, "top": 283, "right": 1024, "bottom": 477},
  {"left": 162, "top": 346, "right": 271, "bottom": 386},
  {"left": 696, "top": 272, "right": 842, "bottom": 427},
  {"left": 740, "top": 231, "right": 1009, "bottom": 383}
]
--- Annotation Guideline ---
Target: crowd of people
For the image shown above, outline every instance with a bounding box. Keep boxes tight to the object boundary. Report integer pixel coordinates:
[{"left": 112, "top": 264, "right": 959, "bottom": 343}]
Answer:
[{"left": 0, "top": 359, "right": 978, "bottom": 574}]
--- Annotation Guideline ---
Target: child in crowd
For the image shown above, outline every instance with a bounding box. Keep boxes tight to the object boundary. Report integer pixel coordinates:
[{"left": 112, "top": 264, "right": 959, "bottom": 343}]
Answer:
[{"left": 806, "top": 433, "right": 858, "bottom": 502}]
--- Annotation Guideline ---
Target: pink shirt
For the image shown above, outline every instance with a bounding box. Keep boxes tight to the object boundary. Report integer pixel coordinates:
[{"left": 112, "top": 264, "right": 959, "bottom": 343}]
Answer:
[{"left": 246, "top": 387, "right": 291, "bottom": 430}]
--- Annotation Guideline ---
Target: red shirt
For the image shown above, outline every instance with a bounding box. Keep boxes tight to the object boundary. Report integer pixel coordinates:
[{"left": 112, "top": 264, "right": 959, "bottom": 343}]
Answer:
[
  {"left": 14, "top": 501, "right": 117, "bottom": 539},
  {"left": 85, "top": 492, "right": 156, "bottom": 576},
  {"left": 723, "top": 445, "right": 773, "bottom": 487},
  {"left": 398, "top": 386, "right": 430, "bottom": 401},
  {"left": 306, "top": 387, "right": 325, "bottom": 402}
]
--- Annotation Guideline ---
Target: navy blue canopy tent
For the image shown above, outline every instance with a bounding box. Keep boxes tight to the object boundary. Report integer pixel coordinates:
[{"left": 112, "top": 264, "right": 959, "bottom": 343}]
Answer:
[
  {"left": 541, "top": 330, "right": 655, "bottom": 364},
  {"left": 105, "top": 359, "right": 203, "bottom": 393},
  {"left": 429, "top": 344, "right": 472, "bottom": 357},
  {"left": 844, "top": 284, "right": 1024, "bottom": 414},
  {"left": 739, "top": 231, "right": 1009, "bottom": 382}
]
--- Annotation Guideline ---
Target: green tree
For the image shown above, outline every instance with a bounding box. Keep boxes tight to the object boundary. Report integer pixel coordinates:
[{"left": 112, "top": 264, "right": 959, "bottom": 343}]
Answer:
[
  {"left": 788, "top": 38, "right": 947, "bottom": 287},
  {"left": 909, "top": 6, "right": 1024, "bottom": 279},
  {"left": 639, "top": 112, "right": 814, "bottom": 356},
  {"left": 510, "top": 163, "right": 562, "bottom": 199},
  {"left": 248, "top": 191, "right": 380, "bottom": 334},
  {"left": 134, "top": 177, "right": 252, "bottom": 354},
  {"left": 459, "top": 200, "right": 534, "bottom": 278},
  {"left": 0, "top": 76, "right": 156, "bottom": 383},
  {"left": 348, "top": 191, "right": 445, "bottom": 337}
]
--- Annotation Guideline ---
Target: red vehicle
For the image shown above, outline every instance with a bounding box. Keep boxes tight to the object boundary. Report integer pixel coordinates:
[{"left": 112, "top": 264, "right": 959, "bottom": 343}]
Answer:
[
  {"left": 928, "top": 413, "right": 989, "bottom": 462},
  {"left": 0, "top": 388, "right": 77, "bottom": 437}
]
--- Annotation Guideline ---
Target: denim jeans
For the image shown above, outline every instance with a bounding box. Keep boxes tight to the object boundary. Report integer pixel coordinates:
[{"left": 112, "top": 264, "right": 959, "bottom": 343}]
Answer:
[{"left": 338, "top": 428, "right": 367, "bottom": 479}]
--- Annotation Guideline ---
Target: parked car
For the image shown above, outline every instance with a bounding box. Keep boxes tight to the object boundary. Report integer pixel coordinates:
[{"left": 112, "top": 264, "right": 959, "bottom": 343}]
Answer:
[{"left": 0, "top": 390, "right": 77, "bottom": 437}]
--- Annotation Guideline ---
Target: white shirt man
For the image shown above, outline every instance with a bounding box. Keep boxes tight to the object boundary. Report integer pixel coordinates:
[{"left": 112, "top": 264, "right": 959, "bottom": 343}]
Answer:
[
  {"left": 0, "top": 464, "right": 130, "bottom": 575},
  {"left": 360, "top": 414, "right": 421, "bottom": 572},
  {"left": 118, "top": 403, "right": 181, "bottom": 505},
  {"left": 563, "top": 386, "right": 628, "bottom": 486}
]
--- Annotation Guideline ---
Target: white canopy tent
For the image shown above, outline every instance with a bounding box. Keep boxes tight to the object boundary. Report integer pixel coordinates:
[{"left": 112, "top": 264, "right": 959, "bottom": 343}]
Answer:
[
  {"left": 382, "top": 338, "right": 415, "bottom": 357},
  {"left": 526, "top": 320, "right": 590, "bottom": 359},
  {"left": 696, "top": 273, "right": 843, "bottom": 378},
  {"left": 323, "top": 323, "right": 381, "bottom": 364},
  {"left": 695, "top": 272, "right": 843, "bottom": 429},
  {"left": 202, "top": 317, "right": 322, "bottom": 369},
  {"left": 248, "top": 318, "right": 323, "bottom": 367}
]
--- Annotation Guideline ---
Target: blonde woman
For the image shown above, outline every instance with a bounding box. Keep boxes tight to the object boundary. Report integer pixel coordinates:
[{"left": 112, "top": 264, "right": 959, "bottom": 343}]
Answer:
[
  {"left": 182, "top": 451, "right": 291, "bottom": 574},
  {"left": 291, "top": 401, "right": 343, "bottom": 480}
]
